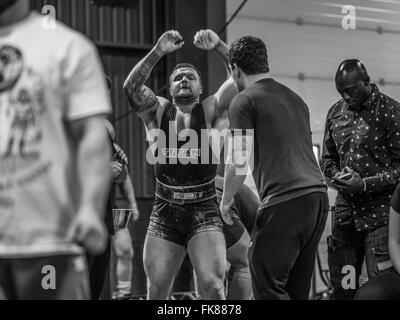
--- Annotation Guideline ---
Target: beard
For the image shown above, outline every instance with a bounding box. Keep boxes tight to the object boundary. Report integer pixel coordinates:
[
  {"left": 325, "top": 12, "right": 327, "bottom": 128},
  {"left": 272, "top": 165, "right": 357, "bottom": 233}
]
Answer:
[
  {"left": 0, "top": 0, "right": 17, "bottom": 14},
  {"left": 172, "top": 87, "right": 199, "bottom": 105},
  {"left": 174, "top": 93, "right": 198, "bottom": 105}
]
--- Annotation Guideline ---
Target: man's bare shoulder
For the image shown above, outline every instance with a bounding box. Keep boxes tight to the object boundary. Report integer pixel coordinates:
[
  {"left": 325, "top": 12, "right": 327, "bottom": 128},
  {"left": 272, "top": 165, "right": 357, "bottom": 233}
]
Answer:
[
  {"left": 157, "top": 96, "right": 170, "bottom": 107},
  {"left": 201, "top": 95, "right": 219, "bottom": 128},
  {"left": 202, "top": 94, "right": 216, "bottom": 111}
]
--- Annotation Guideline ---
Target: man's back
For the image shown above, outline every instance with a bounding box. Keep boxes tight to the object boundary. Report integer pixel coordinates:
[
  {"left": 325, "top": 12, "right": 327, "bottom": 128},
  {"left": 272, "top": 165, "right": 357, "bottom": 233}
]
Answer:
[{"left": 229, "top": 78, "right": 326, "bottom": 209}]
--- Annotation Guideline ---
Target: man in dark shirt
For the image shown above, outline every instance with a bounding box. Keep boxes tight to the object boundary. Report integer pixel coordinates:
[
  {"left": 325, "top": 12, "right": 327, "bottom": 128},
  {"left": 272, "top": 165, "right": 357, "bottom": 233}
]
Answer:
[
  {"left": 321, "top": 59, "right": 400, "bottom": 299},
  {"left": 220, "top": 36, "right": 328, "bottom": 300}
]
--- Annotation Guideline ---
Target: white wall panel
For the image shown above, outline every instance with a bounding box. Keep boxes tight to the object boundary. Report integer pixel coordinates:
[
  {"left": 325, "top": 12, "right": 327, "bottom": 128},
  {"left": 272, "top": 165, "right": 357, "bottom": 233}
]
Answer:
[
  {"left": 226, "top": 1, "right": 400, "bottom": 147},
  {"left": 228, "top": 0, "right": 400, "bottom": 32}
]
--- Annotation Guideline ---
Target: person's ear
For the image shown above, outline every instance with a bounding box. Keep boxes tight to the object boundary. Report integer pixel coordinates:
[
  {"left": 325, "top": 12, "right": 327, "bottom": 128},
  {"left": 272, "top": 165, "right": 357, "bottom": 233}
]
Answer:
[
  {"left": 200, "top": 84, "right": 203, "bottom": 95},
  {"left": 234, "top": 63, "right": 242, "bottom": 79},
  {"left": 229, "top": 63, "right": 234, "bottom": 74}
]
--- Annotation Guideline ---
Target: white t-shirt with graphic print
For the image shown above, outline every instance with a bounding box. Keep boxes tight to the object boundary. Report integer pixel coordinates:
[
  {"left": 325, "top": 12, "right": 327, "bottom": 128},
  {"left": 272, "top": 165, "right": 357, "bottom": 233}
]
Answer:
[{"left": 0, "top": 12, "right": 111, "bottom": 257}]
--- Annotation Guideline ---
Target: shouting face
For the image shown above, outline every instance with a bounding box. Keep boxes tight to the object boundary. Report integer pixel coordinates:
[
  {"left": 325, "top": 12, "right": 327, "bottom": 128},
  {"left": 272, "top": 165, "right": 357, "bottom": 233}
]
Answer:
[{"left": 169, "top": 67, "right": 202, "bottom": 104}]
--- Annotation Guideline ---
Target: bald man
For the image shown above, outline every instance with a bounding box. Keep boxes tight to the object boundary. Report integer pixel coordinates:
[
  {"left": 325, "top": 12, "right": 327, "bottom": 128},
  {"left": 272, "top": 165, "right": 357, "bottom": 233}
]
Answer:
[{"left": 321, "top": 59, "right": 400, "bottom": 299}]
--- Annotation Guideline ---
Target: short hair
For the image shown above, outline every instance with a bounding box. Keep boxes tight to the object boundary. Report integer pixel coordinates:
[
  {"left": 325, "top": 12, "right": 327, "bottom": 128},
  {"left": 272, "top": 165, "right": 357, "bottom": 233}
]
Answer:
[
  {"left": 170, "top": 63, "right": 202, "bottom": 84},
  {"left": 335, "top": 59, "right": 370, "bottom": 83},
  {"left": 229, "top": 36, "right": 269, "bottom": 75}
]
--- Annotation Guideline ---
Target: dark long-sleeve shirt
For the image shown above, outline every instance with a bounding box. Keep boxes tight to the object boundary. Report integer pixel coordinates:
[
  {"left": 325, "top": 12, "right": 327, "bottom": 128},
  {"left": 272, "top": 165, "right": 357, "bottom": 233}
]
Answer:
[{"left": 321, "top": 84, "right": 400, "bottom": 231}]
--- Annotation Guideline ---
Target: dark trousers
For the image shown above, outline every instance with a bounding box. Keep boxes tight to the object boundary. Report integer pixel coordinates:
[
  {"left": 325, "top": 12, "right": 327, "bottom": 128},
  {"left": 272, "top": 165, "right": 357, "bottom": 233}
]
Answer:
[
  {"left": 0, "top": 255, "right": 90, "bottom": 300},
  {"left": 354, "top": 270, "right": 400, "bottom": 300},
  {"left": 248, "top": 192, "right": 329, "bottom": 300},
  {"left": 328, "top": 221, "right": 393, "bottom": 300},
  {"left": 87, "top": 236, "right": 112, "bottom": 300}
]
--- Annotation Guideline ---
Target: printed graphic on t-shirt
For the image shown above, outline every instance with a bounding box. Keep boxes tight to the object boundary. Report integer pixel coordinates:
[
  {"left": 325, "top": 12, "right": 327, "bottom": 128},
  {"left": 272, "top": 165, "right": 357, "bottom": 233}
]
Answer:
[{"left": 0, "top": 45, "right": 50, "bottom": 195}]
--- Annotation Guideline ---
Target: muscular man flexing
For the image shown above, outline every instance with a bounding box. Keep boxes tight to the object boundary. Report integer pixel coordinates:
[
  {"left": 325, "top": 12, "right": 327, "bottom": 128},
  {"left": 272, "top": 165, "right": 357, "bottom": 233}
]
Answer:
[{"left": 123, "top": 29, "right": 237, "bottom": 299}]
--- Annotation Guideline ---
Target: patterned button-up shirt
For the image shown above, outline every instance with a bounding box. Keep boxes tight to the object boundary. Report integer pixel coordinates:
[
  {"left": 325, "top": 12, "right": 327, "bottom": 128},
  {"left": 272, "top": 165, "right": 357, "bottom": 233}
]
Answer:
[{"left": 321, "top": 84, "right": 400, "bottom": 231}]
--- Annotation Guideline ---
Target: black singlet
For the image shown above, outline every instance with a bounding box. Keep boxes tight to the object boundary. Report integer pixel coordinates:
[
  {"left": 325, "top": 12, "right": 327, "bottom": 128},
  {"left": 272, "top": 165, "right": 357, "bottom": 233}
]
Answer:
[{"left": 154, "top": 102, "right": 217, "bottom": 186}]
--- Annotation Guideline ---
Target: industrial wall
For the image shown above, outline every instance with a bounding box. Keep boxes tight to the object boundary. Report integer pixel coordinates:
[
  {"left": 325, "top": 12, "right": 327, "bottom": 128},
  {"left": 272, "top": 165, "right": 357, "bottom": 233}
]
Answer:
[{"left": 32, "top": 0, "right": 173, "bottom": 200}]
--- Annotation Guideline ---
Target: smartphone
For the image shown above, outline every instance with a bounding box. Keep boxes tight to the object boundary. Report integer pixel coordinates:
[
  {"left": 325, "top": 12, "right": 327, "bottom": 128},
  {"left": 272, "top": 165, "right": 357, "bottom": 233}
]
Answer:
[{"left": 338, "top": 173, "right": 352, "bottom": 180}]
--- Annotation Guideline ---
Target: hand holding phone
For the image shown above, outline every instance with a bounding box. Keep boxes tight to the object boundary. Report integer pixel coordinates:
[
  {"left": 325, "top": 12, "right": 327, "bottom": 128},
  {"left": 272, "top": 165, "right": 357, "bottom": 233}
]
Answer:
[{"left": 338, "top": 172, "right": 352, "bottom": 180}]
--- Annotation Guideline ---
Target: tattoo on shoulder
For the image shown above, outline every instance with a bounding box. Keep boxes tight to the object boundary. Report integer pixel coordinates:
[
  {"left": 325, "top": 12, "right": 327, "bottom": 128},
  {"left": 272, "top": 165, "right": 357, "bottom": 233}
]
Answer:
[{"left": 130, "top": 86, "right": 160, "bottom": 113}]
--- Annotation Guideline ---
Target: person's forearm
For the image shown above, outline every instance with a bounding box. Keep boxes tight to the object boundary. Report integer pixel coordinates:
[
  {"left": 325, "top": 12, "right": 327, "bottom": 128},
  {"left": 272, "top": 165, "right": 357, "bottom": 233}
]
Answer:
[
  {"left": 221, "top": 134, "right": 253, "bottom": 204},
  {"left": 363, "top": 166, "right": 400, "bottom": 194},
  {"left": 321, "top": 123, "right": 341, "bottom": 180},
  {"left": 213, "top": 40, "right": 230, "bottom": 71},
  {"left": 123, "top": 45, "right": 164, "bottom": 112},
  {"left": 124, "top": 45, "right": 163, "bottom": 92},
  {"left": 320, "top": 146, "right": 341, "bottom": 180},
  {"left": 77, "top": 118, "right": 111, "bottom": 215},
  {"left": 221, "top": 163, "right": 246, "bottom": 206}
]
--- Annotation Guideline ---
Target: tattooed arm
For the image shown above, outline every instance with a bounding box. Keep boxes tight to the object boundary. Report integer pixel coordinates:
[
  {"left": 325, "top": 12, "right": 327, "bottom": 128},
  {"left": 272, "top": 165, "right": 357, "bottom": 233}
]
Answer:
[
  {"left": 194, "top": 29, "right": 237, "bottom": 127},
  {"left": 193, "top": 29, "right": 230, "bottom": 71},
  {"left": 123, "top": 30, "right": 184, "bottom": 122}
]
